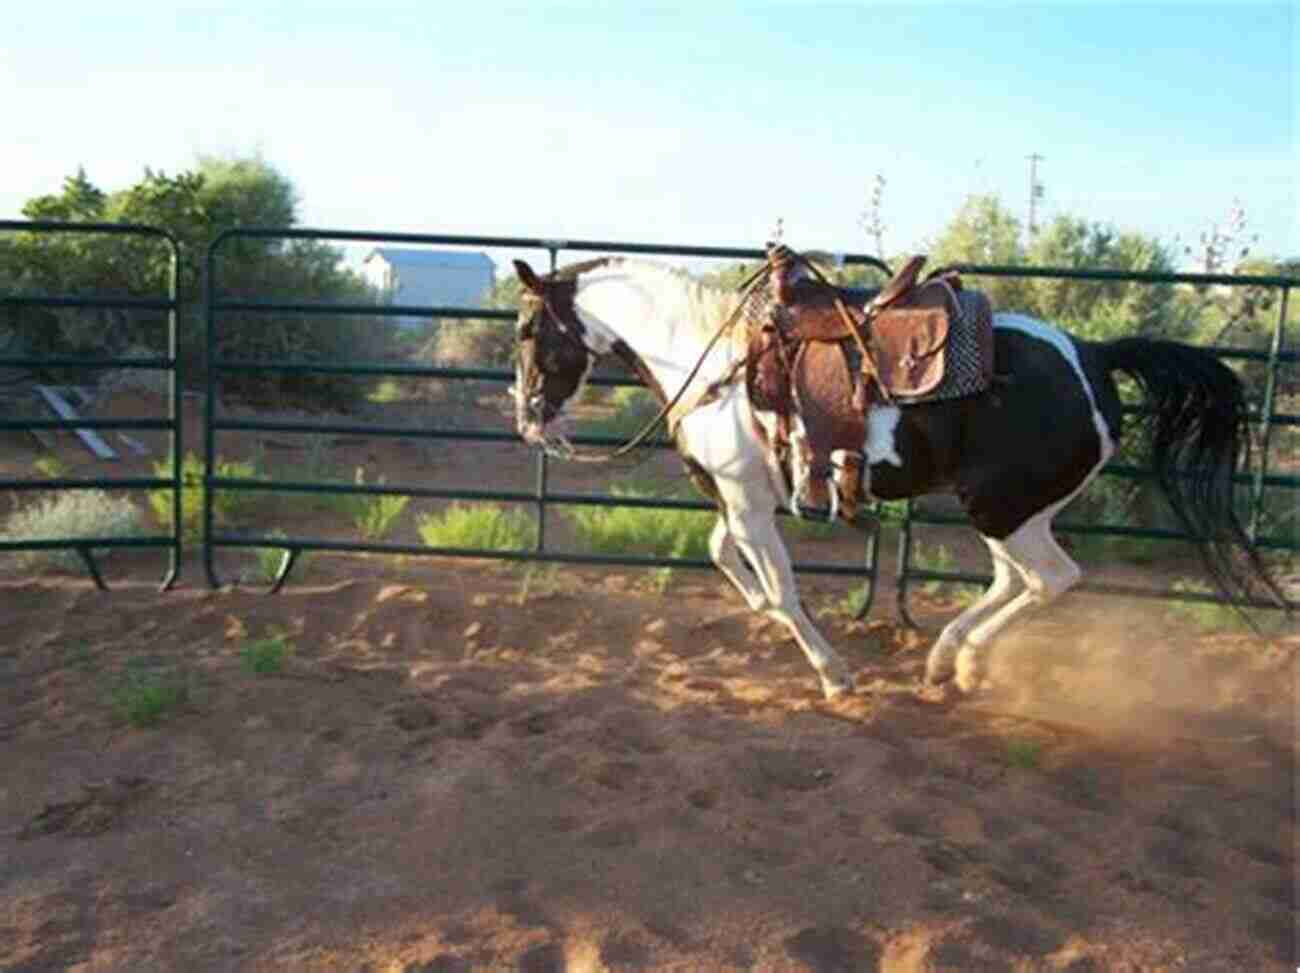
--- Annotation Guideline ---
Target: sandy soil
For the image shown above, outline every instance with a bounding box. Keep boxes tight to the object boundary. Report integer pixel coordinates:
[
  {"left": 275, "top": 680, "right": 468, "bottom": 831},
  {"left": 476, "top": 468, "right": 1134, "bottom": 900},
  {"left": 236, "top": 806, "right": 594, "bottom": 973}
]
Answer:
[{"left": 1, "top": 386, "right": 1296, "bottom": 971}]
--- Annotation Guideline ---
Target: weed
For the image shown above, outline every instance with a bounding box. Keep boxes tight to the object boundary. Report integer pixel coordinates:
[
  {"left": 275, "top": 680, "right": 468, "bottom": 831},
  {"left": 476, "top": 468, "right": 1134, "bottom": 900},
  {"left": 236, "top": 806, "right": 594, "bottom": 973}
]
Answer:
[
  {"left": 875, "top": 500, "right": 909, "bottom": 524},
  {"left": 244, "top": 531, "right": 294, "bottom": 584},
  {"left": 342, "top": 468, "right": 409, "bottom": 540},
  {"left": 648, "top": 566, "right": 675, "bottom": 593},
  {"left": 823, "top": 582, "right": 872, "bottom": 619},
  {"left": 109, "top": 660, "right": 189, "bottom": 728},
  {"left": 32, "top": 456, "right": 69, "bottom": 479},
  {"left": 148, "top": 451, "right": 263, "bottom": 542},
  {"left": 647, "top": 533, "right": 698, "bottom": 594},
  {"left": 565, "top": 488, "right": 712, "bottom": 560},
  {"left": 0, "top": 490, "right": 145, "bottom": 572},
  {"left": 1005, "top": 738, "right": 1043, "bottom": 770},
  {"left": 417, "top": 503, "right": 537, "bottom": 552},
  {"left": 515, "top": 563, "right": 565, "bottom": 604},
  {"left": 1165, "top": 580, "right": 1252, "bottom": 633},
  {"left": 915, "top": 543, "right": 957, "bottom": 596},
  {"left": 240, "top": 634, "right": 290, "bottom": 675},
  {"left": 368, "top": 378, "right": 404, "bottom": 404},
  {"left": 784, "top": 515, "right": 838, "bottom": 541}
]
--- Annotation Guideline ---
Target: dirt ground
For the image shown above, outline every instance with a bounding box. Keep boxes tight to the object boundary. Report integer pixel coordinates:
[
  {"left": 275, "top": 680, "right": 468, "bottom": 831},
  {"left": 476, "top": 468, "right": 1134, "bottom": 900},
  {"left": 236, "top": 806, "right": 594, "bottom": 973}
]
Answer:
[{"left": 1, "top": 386, "right": 1297, "bottom": 971}]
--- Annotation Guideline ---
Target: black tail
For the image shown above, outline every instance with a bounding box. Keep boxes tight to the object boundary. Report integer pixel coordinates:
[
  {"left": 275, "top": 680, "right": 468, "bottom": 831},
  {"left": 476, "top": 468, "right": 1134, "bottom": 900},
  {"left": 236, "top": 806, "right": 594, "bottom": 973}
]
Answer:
[{"left": 1101, "top": 337, "right": 1288, "bottom": 611}]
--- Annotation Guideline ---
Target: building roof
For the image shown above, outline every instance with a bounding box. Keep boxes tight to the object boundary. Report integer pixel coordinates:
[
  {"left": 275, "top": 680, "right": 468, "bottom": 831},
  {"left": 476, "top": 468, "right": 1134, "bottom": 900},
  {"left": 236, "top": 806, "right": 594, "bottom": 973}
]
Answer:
[{"left": 365, "top": 247, "right": 495, "bottom": 271}]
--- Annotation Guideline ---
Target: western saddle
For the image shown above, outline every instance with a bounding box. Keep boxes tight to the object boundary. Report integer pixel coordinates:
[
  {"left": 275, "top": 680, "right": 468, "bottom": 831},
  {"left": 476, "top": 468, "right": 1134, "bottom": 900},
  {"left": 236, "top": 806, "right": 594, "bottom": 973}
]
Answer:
[{"left": 746, "top": 245, "right": 993, "bottom": 522}]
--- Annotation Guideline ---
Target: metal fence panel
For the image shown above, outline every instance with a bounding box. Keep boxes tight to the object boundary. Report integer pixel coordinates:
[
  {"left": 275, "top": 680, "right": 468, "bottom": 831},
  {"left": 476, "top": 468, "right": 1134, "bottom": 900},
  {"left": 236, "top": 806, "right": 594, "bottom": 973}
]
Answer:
[{"left": 0, "top": 220, "right": 183, "bottom": 589}]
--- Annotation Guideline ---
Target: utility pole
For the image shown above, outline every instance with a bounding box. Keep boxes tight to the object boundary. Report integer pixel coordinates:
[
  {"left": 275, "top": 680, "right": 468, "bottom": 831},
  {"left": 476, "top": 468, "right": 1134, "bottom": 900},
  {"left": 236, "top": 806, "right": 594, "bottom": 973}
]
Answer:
[{"left": 1027, "top": 153, "right": 1045, "bottom": 237}]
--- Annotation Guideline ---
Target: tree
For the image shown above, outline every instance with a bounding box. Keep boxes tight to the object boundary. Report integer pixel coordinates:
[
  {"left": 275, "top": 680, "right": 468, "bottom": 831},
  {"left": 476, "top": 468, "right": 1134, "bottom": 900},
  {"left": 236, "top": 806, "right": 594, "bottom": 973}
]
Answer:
[
  {"left": 0, "top": 157, "right": 385, "bottom": 408},
  {"left": 928, "top": 194, "right": 1030, "bottom": 311},
  {"left": 1024, "top": 215, "right": 1178, "bottom": 338}
]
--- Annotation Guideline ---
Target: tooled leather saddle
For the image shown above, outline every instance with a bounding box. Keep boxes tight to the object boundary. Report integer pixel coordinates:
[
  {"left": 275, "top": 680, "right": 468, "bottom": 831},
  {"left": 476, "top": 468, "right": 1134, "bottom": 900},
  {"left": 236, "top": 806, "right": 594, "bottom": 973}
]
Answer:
[{"left": 746, "top": 250, "right": 994, "bottom": 521}]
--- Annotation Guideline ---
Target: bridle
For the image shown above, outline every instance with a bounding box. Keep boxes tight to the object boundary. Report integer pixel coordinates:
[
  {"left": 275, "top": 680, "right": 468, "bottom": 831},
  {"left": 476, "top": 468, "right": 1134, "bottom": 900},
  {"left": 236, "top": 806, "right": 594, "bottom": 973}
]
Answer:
[{"left": 517, "top": 258, "right": 775, "bottom": 464}]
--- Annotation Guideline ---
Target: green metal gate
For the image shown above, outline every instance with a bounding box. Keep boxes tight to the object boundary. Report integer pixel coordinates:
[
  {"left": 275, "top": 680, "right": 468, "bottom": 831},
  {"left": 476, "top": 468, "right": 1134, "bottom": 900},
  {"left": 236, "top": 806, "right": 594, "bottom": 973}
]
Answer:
[
  {"left": 0, "top": 220, "right": 183, "bottom": 589},
  {"left": 3, "top": 219, "right": 1292, "bottom": 615}
]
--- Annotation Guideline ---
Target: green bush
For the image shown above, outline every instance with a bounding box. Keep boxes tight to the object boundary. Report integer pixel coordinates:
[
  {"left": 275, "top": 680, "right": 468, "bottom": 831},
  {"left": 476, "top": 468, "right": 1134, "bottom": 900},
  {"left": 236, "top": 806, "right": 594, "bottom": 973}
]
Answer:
[
  {"left": 429, "top": 318, "right": 514, "bottom": 368},
  {"left": 148, "top": 451, "right": 263, "bottom": 542},
  {"left": 109, "top": 659, "right": 189, "bottom": 727},
  {"left": 0, "top": 160, "right": 397, "bottom": 411},
  {"left": 565, "top": 488, "right": 713, "bottom": 559},
  {"left": 240, "top": 634, "right": 290, "bottom": 675},
  {"left": 339, "top": 468, "right": 409, "bottom": 540},
  {"left": 1, "top": 490, "right": 145, "bottom": 572},
  {"left": 417, "top": 504, "right": 537, "bottom": 552}
]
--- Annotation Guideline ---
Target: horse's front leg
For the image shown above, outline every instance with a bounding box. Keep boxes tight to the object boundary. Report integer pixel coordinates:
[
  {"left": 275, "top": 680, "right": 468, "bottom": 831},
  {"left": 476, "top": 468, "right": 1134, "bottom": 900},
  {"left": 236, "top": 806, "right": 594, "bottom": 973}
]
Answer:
[
  {"left": 726, "top": 506, "right": 852, "bottom": 699},
  {"left": 708, "top": 515, "right": 769, "bottom": 611}
]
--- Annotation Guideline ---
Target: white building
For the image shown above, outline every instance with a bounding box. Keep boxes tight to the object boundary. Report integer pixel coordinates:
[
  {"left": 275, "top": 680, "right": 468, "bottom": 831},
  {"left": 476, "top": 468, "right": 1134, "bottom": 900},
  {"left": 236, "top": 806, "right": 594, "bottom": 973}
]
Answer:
[{"left": 362, "top": 248, "right": 496, "bottom": 327}]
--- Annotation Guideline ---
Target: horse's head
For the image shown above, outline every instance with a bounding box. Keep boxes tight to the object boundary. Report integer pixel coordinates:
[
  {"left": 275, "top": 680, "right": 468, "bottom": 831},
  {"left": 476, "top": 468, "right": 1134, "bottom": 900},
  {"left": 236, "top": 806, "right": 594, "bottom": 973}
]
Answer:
[{"left": 511, "top": 259, "right": 599, "bottom": 450}]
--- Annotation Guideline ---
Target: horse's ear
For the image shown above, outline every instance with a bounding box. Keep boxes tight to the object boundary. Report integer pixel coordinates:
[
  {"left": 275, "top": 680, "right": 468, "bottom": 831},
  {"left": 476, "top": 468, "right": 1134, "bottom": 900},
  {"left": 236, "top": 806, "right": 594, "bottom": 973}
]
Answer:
[{"left": 513, "top": 259, "right": 544, "bottom": 294}]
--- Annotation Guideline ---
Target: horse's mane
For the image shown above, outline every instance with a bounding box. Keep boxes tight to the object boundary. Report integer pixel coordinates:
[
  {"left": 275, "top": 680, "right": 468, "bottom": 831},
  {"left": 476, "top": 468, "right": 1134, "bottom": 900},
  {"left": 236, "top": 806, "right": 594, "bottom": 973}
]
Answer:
[{"left": 574, "top": 257, "right": 747, "bottom": 346}]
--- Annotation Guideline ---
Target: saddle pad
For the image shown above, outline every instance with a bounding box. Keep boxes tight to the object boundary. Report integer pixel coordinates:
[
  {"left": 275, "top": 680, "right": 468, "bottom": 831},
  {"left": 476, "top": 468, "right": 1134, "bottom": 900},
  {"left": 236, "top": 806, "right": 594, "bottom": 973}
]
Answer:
[
  {"left": 871, "top": 306, "right": 949, "bottom": 398},
  {"left": 890, "top": 289, "right": 994, "bottom": 403}
]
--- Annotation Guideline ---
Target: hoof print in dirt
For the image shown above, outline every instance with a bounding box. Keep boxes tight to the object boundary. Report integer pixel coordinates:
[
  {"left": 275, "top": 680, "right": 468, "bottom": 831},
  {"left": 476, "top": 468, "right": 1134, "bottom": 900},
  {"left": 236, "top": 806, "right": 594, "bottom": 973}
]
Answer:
[
  {"left": 405, "top": 955, "right": 471, "bottom": 973},
  {"left": 19, "top": 776, "right": 151, "bottom": 839},
  {"left": 389, "top": 700, "right": 439, "bottom": 732},
  {"left": 685, "top": 787, "right": 719, "bottom": 810},
  {"left": 783, "top": 925, "right": 880, "bottom": 972},
  {"left": 510, "top": 710, "right": 558, "bottom": 736},
  {"left": 445, "top": 709, "right": 495, "bottom": 740},
  {"left": 599, "top": 932, "right": 651, "bottom": 969},
  {"left": 517, "top": 941, "right": 564, "bottom": 973},
  {"left": 580, "top": 820, "right": 639, "bottom": 850},
  {"left": 968, "top": 912, "right": 1065, "bottom": 957}
]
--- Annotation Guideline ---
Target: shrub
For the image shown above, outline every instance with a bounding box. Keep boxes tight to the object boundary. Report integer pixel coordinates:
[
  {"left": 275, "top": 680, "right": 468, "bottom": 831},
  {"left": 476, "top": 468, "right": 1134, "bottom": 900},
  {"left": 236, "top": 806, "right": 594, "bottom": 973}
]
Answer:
[
  {"left": 243, "top": 530, "right": 301, "bottom": 584},
  {"left": 240, "top": 634, "right": 290, "bottom": 675},
  {"left": 1, "top": 490, "right": 145, "bottom": 572},
  {"left": 565, "top": 488, "right": 713, "bottom": 560},
  {"left": 913, "top": 543, "right": 968, "bottom": 599},
  {"left": 109, "top": 659, "right": 189, "bottom": 727},
  {"left": 429, "top": 318, "right": 514, "bottom": 369},
  {"left": 417, "top": 504, "right": 537, "bottom": 552},
  {"left": 339, "top": 468, "right": 409, "bottom": 540},
  {"left": 148, "top": 451, "right": 262, "bottom": 542}
]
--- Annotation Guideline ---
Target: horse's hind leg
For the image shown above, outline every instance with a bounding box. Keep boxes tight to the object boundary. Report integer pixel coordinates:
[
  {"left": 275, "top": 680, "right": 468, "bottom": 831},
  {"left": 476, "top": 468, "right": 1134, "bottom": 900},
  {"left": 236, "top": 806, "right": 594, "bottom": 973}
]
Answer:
[
  {"left": 708, "top": 515, "right": 769, "bottom": 612},
  {"left": 954, "top": 514, "right": 1082, "bottom": 692},
  {"left": 925, "top": 539, "right": 1023, "bottom": 685},
  {"left": 726, "top": 506, "right": 852, "bottom": 699}
]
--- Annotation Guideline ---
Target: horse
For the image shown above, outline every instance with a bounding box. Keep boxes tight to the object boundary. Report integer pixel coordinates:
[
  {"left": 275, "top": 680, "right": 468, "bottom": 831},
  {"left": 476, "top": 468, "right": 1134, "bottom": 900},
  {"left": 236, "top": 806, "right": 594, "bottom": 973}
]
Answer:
[{"left": 509, "top": 255, "right": 1285, "bottom": 700}]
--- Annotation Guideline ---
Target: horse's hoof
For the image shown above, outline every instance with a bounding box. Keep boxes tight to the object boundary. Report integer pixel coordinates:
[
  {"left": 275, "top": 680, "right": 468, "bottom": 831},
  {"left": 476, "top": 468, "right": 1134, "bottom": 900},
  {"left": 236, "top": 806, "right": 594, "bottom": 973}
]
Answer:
[
  {"left": 820, "top": 672, "right": 853, "bottom": 700},
  {"left": 954, "top": 652, "right": 986, "bottom": 693},
  {"left": 924, "top": 664, "right": 954, "bottom": 687}
]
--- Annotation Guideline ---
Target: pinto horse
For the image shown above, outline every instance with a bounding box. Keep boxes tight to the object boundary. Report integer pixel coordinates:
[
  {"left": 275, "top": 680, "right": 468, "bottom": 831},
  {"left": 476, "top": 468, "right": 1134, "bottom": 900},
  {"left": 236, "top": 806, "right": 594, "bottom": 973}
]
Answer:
[{"left": 510, "top": 256, "right": 1284, "bottom": 699}]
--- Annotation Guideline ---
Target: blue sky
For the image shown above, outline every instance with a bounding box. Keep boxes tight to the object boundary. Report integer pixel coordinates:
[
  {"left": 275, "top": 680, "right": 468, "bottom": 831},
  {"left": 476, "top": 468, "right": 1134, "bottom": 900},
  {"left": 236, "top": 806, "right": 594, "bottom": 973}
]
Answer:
[{"left": 3, "top": 2, "right": 1295, "bottom": 266}]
